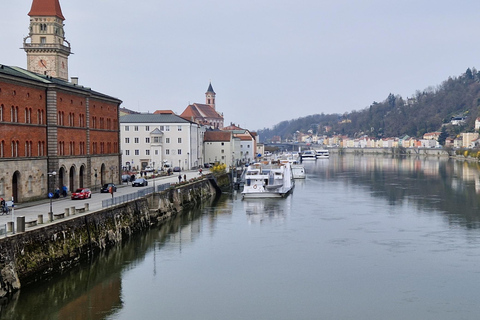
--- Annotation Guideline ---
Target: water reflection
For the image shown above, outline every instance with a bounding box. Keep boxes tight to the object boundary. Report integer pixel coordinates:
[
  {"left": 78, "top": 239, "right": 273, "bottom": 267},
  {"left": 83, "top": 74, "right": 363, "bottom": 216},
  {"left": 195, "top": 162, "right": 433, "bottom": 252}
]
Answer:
[
  {"left": 4, "top": 155, "right": 480, "bottom": 319},
  {"left": 0, "top": 196, "right": 223, "bottom": 320},
  {"left": 243, "top": 197, "right": 291, "bottom": 223},
  {"left": 303, "top": 155, "right": 480, "bottom": 228}
]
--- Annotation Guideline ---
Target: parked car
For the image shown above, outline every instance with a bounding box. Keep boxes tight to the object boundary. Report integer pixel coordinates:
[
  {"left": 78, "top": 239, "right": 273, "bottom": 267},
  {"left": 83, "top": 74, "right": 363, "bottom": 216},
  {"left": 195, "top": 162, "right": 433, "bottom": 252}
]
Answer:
[
  {"left": 132, "top": 178, "right": 148, "bottom": 187},
  {"left": 121, "top": 175, "right": 130, "bottom": 182},
  {"left": 144, "top": 166, "right": 154, "bottom": 172},
  {"left": 100, "top": 183, "right": 117, "bottom": 193},
  {"left": 71, "top": 188, "right": 91, "bottom": 200},
  {"left": 173, "top": 166, "right": 181, "bottom": 172}
]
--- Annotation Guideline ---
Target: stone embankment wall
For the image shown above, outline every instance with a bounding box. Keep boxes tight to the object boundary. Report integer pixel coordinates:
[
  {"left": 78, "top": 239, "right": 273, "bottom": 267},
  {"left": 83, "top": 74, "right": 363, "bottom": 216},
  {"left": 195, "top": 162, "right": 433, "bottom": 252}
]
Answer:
[{"left": 0, "top": 175, "right": 227, "bottom": 298}]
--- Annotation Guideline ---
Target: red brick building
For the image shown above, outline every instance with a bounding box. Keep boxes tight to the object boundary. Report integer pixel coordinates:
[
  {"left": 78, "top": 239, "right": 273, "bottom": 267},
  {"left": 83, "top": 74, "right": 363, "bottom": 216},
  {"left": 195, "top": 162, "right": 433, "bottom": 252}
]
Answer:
[{"left": 0, "top": 0, "right": 121, "bottom": 202}]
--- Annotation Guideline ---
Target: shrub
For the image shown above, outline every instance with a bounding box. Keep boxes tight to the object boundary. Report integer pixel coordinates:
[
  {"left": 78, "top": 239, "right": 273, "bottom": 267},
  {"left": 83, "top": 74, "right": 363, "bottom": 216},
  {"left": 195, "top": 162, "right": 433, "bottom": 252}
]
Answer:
[{"left": 210, "top": 163, "right": 226, "bottom": 174}]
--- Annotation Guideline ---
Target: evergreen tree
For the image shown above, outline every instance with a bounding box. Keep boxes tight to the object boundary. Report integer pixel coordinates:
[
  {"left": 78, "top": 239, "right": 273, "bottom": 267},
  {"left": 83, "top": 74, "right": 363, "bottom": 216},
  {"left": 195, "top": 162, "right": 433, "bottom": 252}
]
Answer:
[{"left": 438, "top": 126, "right": 448, "bottom": 146}]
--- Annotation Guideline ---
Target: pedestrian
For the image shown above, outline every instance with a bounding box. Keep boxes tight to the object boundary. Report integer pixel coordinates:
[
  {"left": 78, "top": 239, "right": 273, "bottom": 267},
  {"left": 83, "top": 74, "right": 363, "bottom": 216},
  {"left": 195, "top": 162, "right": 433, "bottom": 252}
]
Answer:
[
  {"left": 184, "top": 174, "right": 187, "bottom": 182},
  {"left": 54, "top": 188, "right": 60, "bottom": 198},
  {"left": 178, "top": 174, "right": 182, "bottom": 183},
  {"left": 62, "top": 185, "right": 67, "bottom": 197},
  {"left": 0, "top": 198, "right": 5, "bottom": 214}
]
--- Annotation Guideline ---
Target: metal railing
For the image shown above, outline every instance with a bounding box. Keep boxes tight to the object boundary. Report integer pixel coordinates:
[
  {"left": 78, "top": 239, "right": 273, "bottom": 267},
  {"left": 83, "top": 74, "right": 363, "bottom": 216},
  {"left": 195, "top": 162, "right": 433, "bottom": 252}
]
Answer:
[{"left": 102, "top": 183, "right": 172, "bottom": 208}]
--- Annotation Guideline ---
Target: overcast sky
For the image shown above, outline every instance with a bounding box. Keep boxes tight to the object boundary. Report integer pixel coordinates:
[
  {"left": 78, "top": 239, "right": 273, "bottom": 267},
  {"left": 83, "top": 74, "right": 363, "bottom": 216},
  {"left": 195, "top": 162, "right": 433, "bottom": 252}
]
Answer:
[{"left": 2, "top": 1, "right": 480, "bottom": 130}]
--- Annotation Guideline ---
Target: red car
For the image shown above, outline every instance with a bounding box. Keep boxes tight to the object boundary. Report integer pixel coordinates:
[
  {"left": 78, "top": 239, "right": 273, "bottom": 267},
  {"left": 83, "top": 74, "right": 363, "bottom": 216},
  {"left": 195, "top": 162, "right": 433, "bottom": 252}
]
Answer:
[{"left": 71, "top": 188, "right": 92, "bottom": 200}]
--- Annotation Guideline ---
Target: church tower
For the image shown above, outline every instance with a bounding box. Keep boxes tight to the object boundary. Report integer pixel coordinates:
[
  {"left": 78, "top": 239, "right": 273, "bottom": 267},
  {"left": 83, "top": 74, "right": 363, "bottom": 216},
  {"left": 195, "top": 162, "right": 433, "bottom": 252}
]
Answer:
[
  {"left": 206, "top": 82, "right": 216, "bottom": 109},
  {"left": 23, "top": 0, "right": 71, "bottom": 81}
]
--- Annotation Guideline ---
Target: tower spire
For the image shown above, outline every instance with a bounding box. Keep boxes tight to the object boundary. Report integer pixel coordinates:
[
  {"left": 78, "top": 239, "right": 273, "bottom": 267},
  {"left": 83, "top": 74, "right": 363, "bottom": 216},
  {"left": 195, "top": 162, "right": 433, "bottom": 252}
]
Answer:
[
  {"left": 28, "top": 0, "right": 65, "bottom": 20},
  {"left": 205, "top": 82, "right": 216, "bottom": 109}
]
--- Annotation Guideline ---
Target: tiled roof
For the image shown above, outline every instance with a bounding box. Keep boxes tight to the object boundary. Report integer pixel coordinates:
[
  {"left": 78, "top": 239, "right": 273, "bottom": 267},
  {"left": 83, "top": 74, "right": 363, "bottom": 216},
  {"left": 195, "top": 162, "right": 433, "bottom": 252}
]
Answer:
[
  {"left": 120, "top": 113, "right": 191, "bottom": 124},
  {"left": 204, "top": 131, "right": 231, "bottom": 142},
  {"left": 181, "top": 103, "right": 222, "bottom": 119},
  {"left": 0, "top": 64, "right": 121, "bottom": 102},
  {"left": 29, "top": 0, "right": 65, "bottom": 20},
  {"left": 153, "top": 110, "right": 175, "bottom": 114},
  {"left": 236, "top": 134, "right": 253, "bottom": 141}
]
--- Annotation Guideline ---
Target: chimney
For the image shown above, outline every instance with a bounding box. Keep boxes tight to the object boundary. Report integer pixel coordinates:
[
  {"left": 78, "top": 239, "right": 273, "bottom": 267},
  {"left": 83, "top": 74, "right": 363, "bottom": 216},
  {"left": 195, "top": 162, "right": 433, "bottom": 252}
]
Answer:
[{"left": 71, "top": 77, "right": 78, "bottom": 85}]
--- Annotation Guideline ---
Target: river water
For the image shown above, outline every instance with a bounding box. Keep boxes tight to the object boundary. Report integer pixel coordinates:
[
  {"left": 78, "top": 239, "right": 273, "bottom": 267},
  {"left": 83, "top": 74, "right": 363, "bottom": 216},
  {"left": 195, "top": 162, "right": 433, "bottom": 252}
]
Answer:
[{"left": 3, "top": 155, "right": 480, "bottom": 320}]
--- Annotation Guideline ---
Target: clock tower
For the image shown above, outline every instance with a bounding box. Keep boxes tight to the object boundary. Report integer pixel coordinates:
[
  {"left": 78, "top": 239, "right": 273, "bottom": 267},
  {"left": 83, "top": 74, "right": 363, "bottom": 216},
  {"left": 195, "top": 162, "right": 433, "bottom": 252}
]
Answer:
[{"left": 23, "top": 0, "right": 71, "bottom": 81}]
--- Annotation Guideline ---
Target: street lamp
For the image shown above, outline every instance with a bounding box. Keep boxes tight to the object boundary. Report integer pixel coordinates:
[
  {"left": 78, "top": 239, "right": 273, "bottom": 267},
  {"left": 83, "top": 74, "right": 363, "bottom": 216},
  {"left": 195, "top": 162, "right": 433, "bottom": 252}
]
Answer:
[
  {"left": 94, "top": 169, "right": 97, "bottom": 191},
  {"left": 110, "top": 166, "right": 114, "bottom": 184},
  {"left": 47, "top": 171, "right": 57, "bottom": 215}
]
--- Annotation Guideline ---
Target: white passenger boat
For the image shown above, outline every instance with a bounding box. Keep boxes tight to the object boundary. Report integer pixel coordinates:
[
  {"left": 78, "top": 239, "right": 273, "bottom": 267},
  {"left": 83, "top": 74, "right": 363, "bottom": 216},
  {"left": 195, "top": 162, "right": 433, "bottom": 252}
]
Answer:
[
  {"left": 315, "top": 149, "right": 330, "bottom": 159},
  {"left": 242, "top": 161, "right": 294, "bottom": 199},
  {"left": 291, "top": 164, "right": 306, "bottom": 179},
  {"left": 300, "top": 150, "right": 316, "bottom": 161}
]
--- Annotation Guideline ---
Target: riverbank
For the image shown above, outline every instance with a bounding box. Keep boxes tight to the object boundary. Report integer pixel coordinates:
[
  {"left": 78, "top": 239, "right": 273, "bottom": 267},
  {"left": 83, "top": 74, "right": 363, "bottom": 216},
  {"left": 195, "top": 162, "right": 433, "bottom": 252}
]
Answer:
[
  {"left": 0, "top": 173, "right": 229, "bottom": 298},
  {"left": 329, "top": 146, "right": 451, "bottom": 157}
]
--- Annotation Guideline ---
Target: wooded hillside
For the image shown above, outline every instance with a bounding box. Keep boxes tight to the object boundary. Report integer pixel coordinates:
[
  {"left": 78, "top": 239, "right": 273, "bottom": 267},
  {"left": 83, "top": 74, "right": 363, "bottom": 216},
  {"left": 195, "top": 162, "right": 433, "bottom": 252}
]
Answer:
[{"left": 258, "top": 68, "right": 480, "bottom": 142}]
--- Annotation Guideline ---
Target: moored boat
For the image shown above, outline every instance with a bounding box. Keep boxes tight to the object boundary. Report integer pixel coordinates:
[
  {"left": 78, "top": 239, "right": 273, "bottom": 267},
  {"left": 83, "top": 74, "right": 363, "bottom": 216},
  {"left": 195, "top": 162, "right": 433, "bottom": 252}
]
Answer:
[
  {"left": 300, "top": 150, "right": 316, "bottom": 161},
  {"left": 291, "top": 164, "right": 306, "bottom": 179},
  {"left": 242, "top": 161, "right": 294, "bottom": 199},
  {"left": 315, "top": 149, "right": 330, "bottom": 159}
]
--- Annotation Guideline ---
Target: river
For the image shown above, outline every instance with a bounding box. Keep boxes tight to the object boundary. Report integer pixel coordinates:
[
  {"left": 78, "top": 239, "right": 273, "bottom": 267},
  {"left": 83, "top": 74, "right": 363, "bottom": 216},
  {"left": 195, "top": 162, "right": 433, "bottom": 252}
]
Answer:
[{"left": 2, "top": 155, "right": 480, "bottom": 319}]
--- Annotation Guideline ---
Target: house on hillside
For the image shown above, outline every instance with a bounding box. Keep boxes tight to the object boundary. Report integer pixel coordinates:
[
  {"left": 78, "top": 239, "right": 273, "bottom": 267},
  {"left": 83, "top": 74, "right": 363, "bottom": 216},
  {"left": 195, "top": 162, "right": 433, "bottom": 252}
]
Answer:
[
  {"left": 423, "top": 132, "right": 441, "bottom": 141},
  {"left": 451, "top": 117, "right": 466, "bottom": 126},
  {"left": 475, "top": 117, "right": 480, "bottom": 130}
]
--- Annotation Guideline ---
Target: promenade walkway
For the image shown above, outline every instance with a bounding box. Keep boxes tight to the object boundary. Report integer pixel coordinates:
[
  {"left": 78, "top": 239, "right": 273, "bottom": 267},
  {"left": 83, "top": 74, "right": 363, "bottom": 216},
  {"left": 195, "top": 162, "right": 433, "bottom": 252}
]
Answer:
[{"left": 0, "top": 169, "right": 206, "bottom": 235}]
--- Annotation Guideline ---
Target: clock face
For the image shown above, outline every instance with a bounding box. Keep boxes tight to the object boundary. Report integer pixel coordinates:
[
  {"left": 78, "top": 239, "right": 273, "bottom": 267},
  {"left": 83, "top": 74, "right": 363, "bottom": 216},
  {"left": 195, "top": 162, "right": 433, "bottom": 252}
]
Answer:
[{"left": 37, "top": 58, "right": 48, "bottom": 69}]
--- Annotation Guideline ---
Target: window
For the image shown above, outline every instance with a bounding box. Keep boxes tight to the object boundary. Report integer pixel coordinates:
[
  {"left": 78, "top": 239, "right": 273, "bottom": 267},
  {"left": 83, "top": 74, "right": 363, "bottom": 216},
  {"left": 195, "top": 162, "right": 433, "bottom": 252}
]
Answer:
[
  {"left": 160, "top": 126, "right": 164, "bottom": 131},
  {"left": 165, "top": 126, "right": 170, "bottom": 131},
  {"left": 153, "top": 137, "right": 161, "bottom": 143},
  {"left": 125, "top": 138, "right": 130, "bottom": 143},
  {"left": 221, "top": 149, "right": 224, "bottom": 154},
  {"left": 145, "top": 137, "right": 150, "bottom": 143},
  {"left": 155, "top": 150, "right": 158, "bottom": 155},
  {"left": 145, "top": 126, "right": 150, "bottom": 131},
  {"left": 178, "top": 149, "right": 182, "bottom": 155},
  {"left": 134, "top": 126, "right": 139, "bottom": 131},
  {"left": 166, "top": 138, "right": 170, "bottom": 143},
  {"left": 178, "top": 126, "right": 182, "bottom": 131},
  {"left": 178, "top": 138, "right": 182, "bottom": 143},
  {"left": 166, "top": 149, "right": 170, "bottom": 155},
  {"left": 125, "top": 150, "right": 130, "bottom": 155},
  {"left": 146, "top": 150, "right": 150, "bottom": 156},
  {"left": 125, "top": 126, "right": 129, "bottom": 131},
  {"left": 135, "top": 150, "right": 139, "bottom": 155},
  {"left": 134, "top": 138, "right": 139, "bottom": 143},
  {"left": 221, "top": 142, "right": 224, "bottom": 146}
]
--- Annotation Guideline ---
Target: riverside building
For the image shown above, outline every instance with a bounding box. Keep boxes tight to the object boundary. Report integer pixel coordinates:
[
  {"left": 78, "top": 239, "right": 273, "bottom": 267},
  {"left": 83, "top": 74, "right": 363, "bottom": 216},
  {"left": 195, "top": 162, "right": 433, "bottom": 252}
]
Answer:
[
  {"left": 120, "top": 112, "right": 205, "bottom": 171},
  {"left": 0, "top": 0, "right": 122, "bottom": 202}
]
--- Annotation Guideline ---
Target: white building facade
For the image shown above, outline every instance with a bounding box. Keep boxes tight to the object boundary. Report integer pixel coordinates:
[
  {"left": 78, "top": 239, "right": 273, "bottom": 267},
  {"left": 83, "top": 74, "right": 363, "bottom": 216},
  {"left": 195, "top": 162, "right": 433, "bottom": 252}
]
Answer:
[{"left": 120, "top": 114, "right": 204, "bottom": 171}]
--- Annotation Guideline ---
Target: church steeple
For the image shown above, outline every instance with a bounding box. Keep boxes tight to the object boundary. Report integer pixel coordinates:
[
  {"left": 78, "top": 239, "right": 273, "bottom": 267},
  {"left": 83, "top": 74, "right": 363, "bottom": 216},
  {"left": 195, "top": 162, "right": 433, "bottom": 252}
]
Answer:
[
  {"left": 23, "top": 0, "right": 71, "bottom": 81},
  {"left": 206, "top": 82, "right": 216, "bottom": 109}
]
